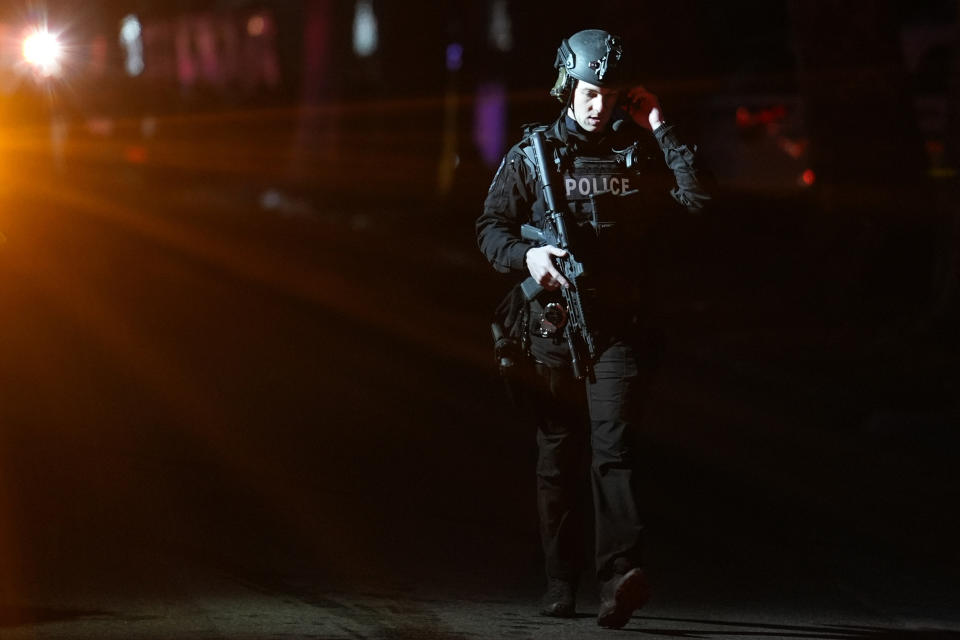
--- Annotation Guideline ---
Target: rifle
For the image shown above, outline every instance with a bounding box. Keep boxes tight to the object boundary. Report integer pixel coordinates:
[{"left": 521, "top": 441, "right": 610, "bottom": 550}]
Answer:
[{"left": 519, "top": 130, "right": 597, "bottom": 382}]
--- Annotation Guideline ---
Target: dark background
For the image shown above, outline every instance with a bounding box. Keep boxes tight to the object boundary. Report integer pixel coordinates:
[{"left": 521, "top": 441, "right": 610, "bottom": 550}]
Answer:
[{"left": 0, "top": 1, "right": 958, "bottom": 637}]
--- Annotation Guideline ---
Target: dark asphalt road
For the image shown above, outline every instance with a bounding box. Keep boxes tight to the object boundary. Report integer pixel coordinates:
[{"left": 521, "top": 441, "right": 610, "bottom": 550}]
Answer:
[{"left": 1, "top": 164, "right": 958, "bottom": 638}]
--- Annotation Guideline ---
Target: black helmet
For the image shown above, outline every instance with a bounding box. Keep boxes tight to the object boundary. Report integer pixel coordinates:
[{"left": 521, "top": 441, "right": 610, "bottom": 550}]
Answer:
[{"left": 551, "top": 29, "right": 626, "bottom": 102}]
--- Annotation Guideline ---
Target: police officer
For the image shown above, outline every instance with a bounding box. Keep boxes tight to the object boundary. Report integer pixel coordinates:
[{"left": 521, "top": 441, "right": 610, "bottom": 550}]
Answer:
[{"left": 476, "top": 29, "right": 710, "bottom": 628}]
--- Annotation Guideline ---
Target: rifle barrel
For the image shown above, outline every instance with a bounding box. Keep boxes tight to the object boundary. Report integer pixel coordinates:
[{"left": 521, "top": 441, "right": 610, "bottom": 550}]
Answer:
[{"left": 531, "top": 132, "right": 559, "bottom": 215}]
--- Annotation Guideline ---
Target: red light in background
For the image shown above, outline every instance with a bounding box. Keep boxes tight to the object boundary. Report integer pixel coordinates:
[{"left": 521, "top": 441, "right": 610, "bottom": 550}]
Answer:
[
  {"left": 758, "top": 104, "right": 787, "bottom": 125},
  {"left": 801, "top": 169, "right": 815, "bottom": 186},
  {"left": 778, "top": 137, "right": 807, "bottom": 159},
  {"left": 124, "top": 145, "right": 148, "bottom": 164},
  {"left": 736, "top": 104, "right": 788, "bottom": 129},
  {"left": 247, "top": 15, "right": 266, "bottom": 37}
]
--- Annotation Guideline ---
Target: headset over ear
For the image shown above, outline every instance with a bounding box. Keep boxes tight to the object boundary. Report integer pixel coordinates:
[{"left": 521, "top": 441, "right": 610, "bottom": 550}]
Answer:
[{"left": 550, "top": 66, "right": 572, "bottom": 104}]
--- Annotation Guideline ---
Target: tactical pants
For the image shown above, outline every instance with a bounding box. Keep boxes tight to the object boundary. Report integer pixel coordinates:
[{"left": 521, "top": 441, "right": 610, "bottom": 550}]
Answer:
[{"left": 530, "top": 339, "right": 646, "bottom": 583}]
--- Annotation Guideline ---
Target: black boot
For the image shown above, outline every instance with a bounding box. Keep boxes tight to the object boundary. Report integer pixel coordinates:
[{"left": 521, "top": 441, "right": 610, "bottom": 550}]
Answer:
[
  {"left": 597, "top": 568, "right": 650, "bottom": 628},
  {"left": 540, "top": 577, "right": 576, "bottom": 617}
]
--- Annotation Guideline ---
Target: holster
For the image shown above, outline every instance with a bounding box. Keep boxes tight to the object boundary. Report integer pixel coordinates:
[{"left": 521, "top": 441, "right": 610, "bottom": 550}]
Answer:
[{"left": 490, "top": 283, "right": 534, "bottom": 407}]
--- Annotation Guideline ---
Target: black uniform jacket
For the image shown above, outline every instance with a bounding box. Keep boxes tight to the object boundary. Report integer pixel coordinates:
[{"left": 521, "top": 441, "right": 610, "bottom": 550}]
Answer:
[
  {"left": 476, "top": 110, "right": 711, "bottom": 363},
  {"left": 476, "top": 111, "right": 710, "bottom": 277}
]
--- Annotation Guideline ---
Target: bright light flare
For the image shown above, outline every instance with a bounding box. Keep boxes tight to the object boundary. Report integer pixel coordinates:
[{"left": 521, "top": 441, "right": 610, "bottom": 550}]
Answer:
[{"left": 22, "top": 29, "right": 63, "bottom": 76}]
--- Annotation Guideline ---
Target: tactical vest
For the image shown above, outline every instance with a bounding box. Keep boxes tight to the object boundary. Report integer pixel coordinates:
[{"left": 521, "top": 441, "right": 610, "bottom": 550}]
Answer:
[
  {"left": 520, "top": 127, "right": 662, "bottom": 342},
  {"left": 520, "top": 129, "right": 658, "bottom": 273}
]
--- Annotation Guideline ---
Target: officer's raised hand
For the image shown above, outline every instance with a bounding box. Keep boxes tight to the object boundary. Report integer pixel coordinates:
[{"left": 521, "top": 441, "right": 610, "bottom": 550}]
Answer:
[
  {"left": 526, "top": 245, "right": 570, "bottom": 290},
  {"left": 624, "top": 85, "right": 664, "bottom": 131}
]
